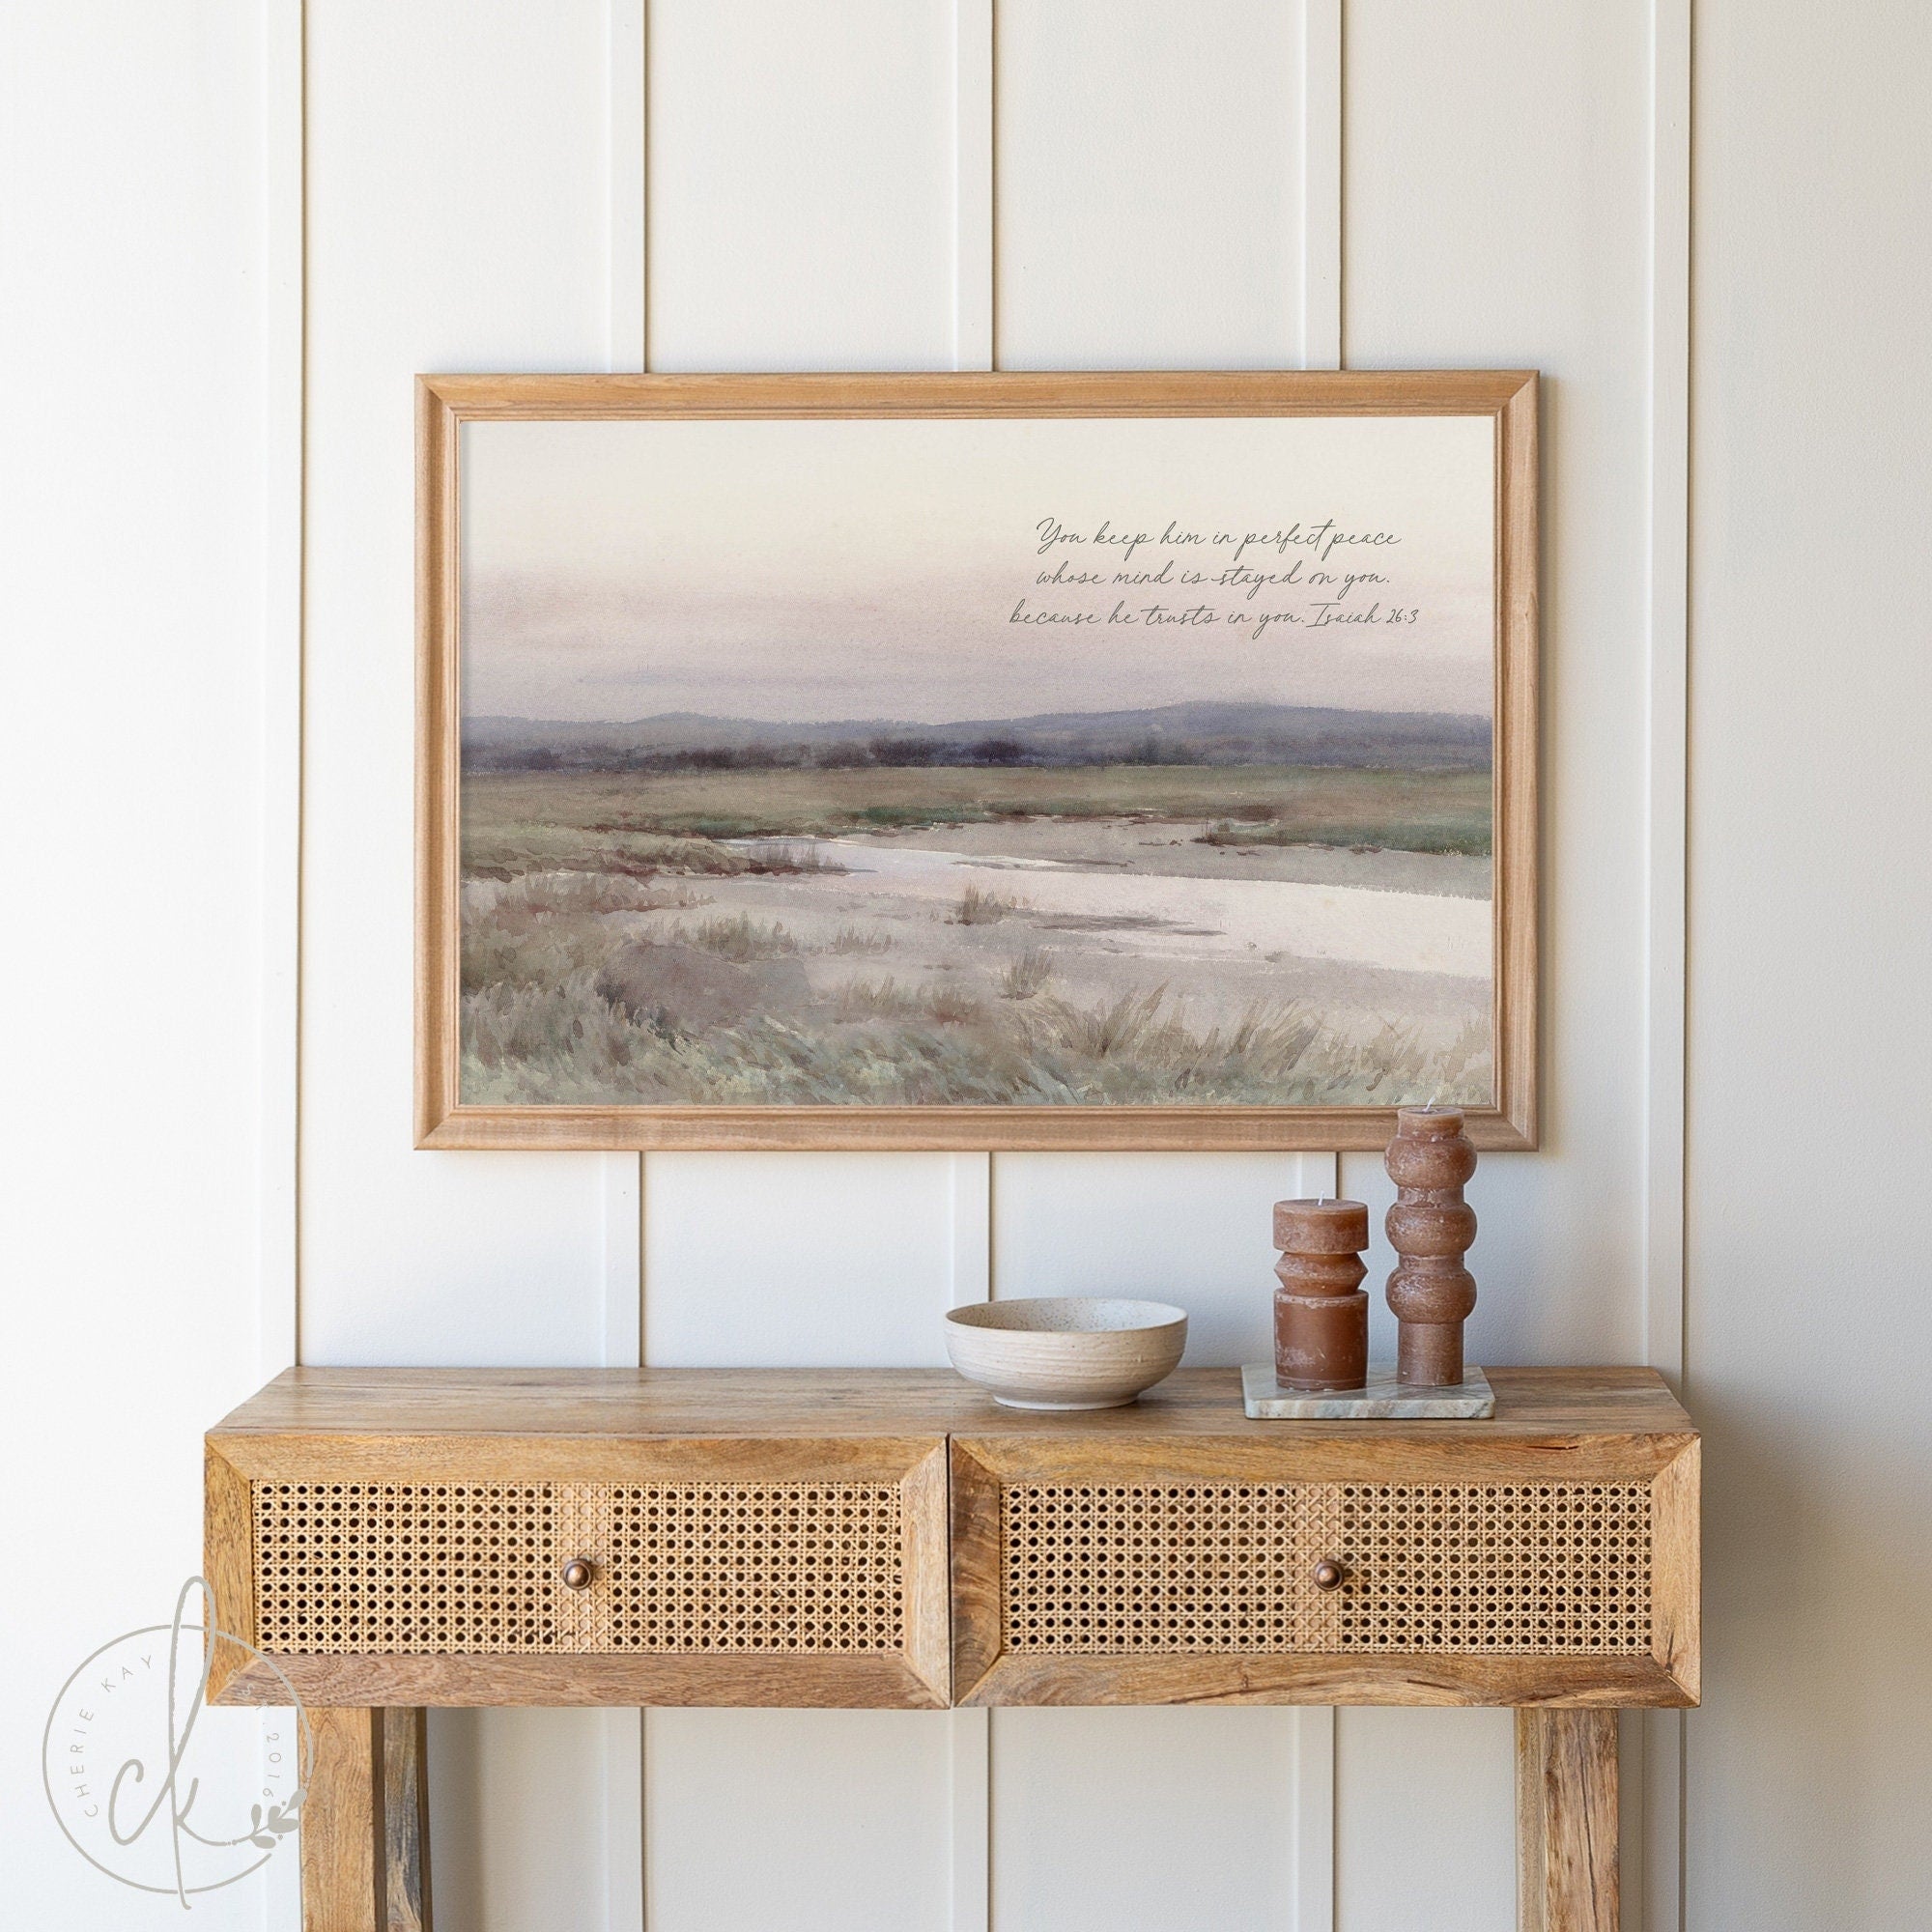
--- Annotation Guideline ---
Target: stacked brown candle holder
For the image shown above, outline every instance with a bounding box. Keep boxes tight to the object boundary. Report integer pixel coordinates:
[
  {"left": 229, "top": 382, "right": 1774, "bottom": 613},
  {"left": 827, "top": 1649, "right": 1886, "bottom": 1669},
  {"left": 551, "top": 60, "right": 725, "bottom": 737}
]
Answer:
[
  {"left": 1270, "top": 1196, "right": 1370, "bottom": 1391},
  {"left": 1242, "top": 1106, "right": 1495, "bottom": 1419}
]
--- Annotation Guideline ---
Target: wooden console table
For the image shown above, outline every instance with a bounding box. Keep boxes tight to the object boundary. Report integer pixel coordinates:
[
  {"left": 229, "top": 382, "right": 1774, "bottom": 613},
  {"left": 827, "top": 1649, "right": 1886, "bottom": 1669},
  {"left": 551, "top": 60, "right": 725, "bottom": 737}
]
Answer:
[{"left": 205, "top": 1366, "right": 1697, "bottom": 1932}]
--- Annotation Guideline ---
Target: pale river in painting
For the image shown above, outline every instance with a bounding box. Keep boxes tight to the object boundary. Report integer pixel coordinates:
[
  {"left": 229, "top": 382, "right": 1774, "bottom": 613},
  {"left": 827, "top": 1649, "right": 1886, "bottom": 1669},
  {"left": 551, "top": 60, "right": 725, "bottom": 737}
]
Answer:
[{"left": 797, "top": 837, "right": 1491, "bottom": 981}]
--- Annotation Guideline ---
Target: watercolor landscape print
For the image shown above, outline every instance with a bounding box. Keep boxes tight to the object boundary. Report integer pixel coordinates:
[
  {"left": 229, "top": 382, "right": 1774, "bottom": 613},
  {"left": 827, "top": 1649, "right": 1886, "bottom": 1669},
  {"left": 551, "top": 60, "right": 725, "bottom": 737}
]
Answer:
[{"left": 430, "top": 378, "right": 1535, "bottom": 1147}]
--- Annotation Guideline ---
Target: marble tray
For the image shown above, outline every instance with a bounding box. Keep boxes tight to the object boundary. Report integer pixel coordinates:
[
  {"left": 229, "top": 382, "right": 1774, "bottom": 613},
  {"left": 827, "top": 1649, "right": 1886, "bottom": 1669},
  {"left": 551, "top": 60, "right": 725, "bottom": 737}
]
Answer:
[{"left": 1241, "top": 1362, "right": 1495, "bottom": 1419}]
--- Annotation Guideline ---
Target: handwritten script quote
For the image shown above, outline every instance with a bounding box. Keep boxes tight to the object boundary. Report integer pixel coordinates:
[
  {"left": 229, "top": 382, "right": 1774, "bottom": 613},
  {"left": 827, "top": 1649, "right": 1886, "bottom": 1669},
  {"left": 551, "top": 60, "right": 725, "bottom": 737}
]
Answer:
[{"left": 1011, "top": 517, "right": 1413, "bottom": 642}]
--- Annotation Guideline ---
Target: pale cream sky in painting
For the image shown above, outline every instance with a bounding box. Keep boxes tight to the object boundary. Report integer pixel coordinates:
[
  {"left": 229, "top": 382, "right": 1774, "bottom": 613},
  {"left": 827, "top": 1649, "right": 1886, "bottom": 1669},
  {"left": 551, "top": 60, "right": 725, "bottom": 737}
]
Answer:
[{"left": 461, "top": 413, "right": 1495, "bottom": 724}]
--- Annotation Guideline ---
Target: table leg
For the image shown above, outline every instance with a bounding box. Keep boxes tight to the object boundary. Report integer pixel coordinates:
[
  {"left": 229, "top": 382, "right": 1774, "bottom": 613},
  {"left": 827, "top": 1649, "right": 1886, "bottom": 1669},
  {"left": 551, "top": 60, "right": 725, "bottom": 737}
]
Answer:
[
  {"left": 383, "top": 1708, "right": 433, "bottom": 1932},
  {"left": 300, "top": 1708, "right": 433, "bottom": 1932},
  {"left": 1516, "top": 1709, "right": 1618, "bottom": 1932}
]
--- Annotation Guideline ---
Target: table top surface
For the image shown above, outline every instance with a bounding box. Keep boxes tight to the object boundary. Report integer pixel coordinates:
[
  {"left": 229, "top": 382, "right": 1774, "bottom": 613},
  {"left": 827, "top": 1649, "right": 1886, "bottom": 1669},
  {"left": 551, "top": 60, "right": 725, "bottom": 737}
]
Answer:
[{"left": 213, "top": 1365, "right": 1692, "bottom": 1444}]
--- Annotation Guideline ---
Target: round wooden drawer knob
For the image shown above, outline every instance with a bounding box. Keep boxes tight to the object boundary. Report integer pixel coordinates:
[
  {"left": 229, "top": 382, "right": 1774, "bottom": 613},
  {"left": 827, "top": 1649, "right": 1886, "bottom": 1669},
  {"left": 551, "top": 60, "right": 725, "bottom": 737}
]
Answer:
[
  {"left": 1312, "top": 1558, "right": 1344, "bottom": 1591},
  {"left": 561, "top": 1557, "right": 595, "bottom": 1591}
]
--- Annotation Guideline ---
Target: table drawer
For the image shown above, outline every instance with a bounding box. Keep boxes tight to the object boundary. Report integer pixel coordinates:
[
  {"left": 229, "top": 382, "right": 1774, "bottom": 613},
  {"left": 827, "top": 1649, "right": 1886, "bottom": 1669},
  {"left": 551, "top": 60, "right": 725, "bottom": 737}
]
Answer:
[
  {"left": 209, "top": 1439, "right": 951, "bottom": 1708},
  {"left": 954, "top": 1439, "right": 1697, "bottom": 1707}
]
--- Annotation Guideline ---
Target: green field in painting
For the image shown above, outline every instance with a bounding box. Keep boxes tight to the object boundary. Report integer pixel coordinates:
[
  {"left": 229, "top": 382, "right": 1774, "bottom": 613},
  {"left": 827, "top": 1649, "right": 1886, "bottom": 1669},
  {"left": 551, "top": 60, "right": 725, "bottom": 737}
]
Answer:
[{"left": 460, "top": 763, "right": 1492, "bottom": 879}]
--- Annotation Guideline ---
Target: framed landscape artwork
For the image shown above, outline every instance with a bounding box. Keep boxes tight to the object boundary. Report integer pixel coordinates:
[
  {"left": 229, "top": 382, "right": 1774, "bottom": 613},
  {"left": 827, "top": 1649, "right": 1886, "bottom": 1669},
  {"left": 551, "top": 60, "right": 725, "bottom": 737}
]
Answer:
[{"left": 416, "top": 371, "right": 1536, "bottom": 1151}]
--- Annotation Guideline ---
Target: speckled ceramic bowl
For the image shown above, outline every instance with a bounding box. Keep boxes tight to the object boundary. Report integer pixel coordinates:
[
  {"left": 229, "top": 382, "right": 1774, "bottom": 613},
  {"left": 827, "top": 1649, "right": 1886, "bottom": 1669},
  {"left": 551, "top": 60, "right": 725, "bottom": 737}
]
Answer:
[{"left": 943, "top": 1296, "right": 1188, "bottom": 1409}]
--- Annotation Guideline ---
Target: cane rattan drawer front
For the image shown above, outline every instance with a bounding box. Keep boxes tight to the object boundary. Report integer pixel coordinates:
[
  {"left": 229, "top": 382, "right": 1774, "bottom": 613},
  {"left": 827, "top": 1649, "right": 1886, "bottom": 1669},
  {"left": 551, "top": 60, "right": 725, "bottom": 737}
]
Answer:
[
  {"left": 253, "top": 1480, "right": 563, "bottom": 1656},
  {"left": 952, "top": 1392, "right": 1699, "bottom": 1709},
  {"left": 252, "top": 1478, "right": 906, "bottom": 1659},
  {"left": 998, "top": 1479, "right": 1652, "bottom": 1661},
  {"left": 1002, "top": 1479, "right": 1346, "bottom": 1655},
  {"left": 1332, "top": 1481, "right": 1652, "bottom": 1655},
  {"left": 550, "top": 1481, "right": 907, "bottom": 1656},
  {"left": 208, "top": 1415, "right": 952, "bottom": 1709}
]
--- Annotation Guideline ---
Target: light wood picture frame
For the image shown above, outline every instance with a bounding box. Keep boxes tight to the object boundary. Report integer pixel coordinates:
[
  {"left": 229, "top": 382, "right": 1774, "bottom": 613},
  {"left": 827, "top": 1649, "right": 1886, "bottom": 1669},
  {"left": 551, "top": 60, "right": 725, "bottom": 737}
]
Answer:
[{"left": 417, "top": 372, "right": 1537, "bottom": 1151}]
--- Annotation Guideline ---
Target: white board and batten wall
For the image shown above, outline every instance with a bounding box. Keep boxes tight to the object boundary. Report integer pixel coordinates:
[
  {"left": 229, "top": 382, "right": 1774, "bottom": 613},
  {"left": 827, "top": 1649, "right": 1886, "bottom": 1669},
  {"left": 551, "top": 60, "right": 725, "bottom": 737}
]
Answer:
[{"left": 9, "top": 2, "right": 1932, "bottom": 1928}]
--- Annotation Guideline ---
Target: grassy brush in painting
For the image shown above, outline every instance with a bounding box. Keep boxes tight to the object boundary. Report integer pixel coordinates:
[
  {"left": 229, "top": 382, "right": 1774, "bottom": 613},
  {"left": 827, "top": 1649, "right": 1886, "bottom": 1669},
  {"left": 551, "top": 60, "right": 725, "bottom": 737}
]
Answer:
[
  {"left": 455, "top": 749, "right": 1494, "bottom": 1109},
  {"left": 461, "top": 937, "right": 1489, "bottom": 1108}
]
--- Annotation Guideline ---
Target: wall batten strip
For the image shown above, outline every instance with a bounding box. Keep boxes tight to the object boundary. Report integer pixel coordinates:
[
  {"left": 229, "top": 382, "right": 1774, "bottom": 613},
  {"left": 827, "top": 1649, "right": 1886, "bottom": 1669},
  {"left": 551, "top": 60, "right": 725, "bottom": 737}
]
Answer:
[
  {"left": 951, "top": 1709, "right": 992, "bottom": 1932},
  {"left": 603, "top": 1156, "right": 643, "bottom": 1366},
  {"left": 951, "top": 1154, "right": 994, "bottom": 1308},
  {"left": 1293, "top": 1152, "right": 1341, "bottom": 1200},
  {"left": 952, "top": 10, "right": 997, "bottom": 1923},
  {"left": 1292, "top": 1706, "right": 1336, "bottom": 1932},
  {"left": 952, "top": 0, "right": 994, "bottom": 370},
  {"left": 1643, "top": 0, "right": 1690, "bottom": 1388},
  {"left": 602, "top": 1707, "right": 646, "bottom": 1931},
  {"left": 263, "top": 11, "right": 306, "bottom": 1928},
  {"left": 1299, "top": 0, "right": 1343, "bottom": 370},
  {"left": 1641, "top": 3, "right": 1691, "bottom": 1928},
  {"left": 1293, "top": 3, "right": 1346, "bottom": 1917},
  {"left": 609, "top": 0, "right": 647, "bottom": 372},
  {"left": 263, "top": 0, "right": 303, "bottom": 1381},
  {"left": 612, "top": 14, "right": 649, "bottom": 1926}
]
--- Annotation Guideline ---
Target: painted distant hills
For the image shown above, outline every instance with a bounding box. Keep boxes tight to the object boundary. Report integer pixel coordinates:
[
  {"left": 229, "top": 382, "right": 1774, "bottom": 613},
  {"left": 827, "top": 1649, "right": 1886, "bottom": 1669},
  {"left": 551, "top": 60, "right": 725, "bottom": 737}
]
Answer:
[{"left": 464, "top": 701, "right": 1492, "bottom": 773}]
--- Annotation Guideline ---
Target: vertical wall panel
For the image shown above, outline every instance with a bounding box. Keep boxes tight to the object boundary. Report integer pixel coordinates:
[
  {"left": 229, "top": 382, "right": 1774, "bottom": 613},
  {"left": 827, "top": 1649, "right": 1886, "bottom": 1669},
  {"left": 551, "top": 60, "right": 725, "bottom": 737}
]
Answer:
[
  {"left": 1342, "top": 0, "right": 1651, "bottom": 1369},
  {"left": 1687, "top": 4, "right": 1932, "bottom": 1926},
  {"left": 1334, "top": 1711, "right": 1515, "bottom": 1932},
  {"left": 992, "top": 1708, "right": 1298, "bottom": 1932},
  {"left": 645, "top": 1152, "right": 958, "bottom": 1366},
  {"left": 304, "top": 8, "right": 616, "bottom": 1927},
  {"left": 988, "top": 6, "right": 1321, "bottom": 1915},
  {"left": 302, "top": 0, "right": 613, "bottom": 1369},
  {"left": 430, "top": 1708, "right": 619, "bottom": 1932},
  {"left": 996, "top": 0, "right": 1304, "bottom": 368},
  {"left": 640, "top": 7, "right": 959, "bottom": 1924},
  {"left": 645, "top": 0, "right": 953, "bottom": 371},
  {"left": 0, "top": 4, "right": 275, "bottom": 1923},
  {"left": 1337, "top": 5, "right": 1653, "bottom": 1918},
  {"left": 648, "top": 1712, "right": 952, "bottom": 1932}
]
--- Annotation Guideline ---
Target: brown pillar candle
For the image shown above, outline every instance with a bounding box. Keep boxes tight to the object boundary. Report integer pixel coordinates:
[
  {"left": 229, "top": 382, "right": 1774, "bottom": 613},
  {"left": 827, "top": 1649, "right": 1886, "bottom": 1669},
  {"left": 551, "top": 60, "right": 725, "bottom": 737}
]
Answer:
[
  {"left": 1384, "top": 1105, "right": 1479, "bottom": 1387},
  {"left": 1272, "top": 1197, "right": 1371, "bottom": 1391}
]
